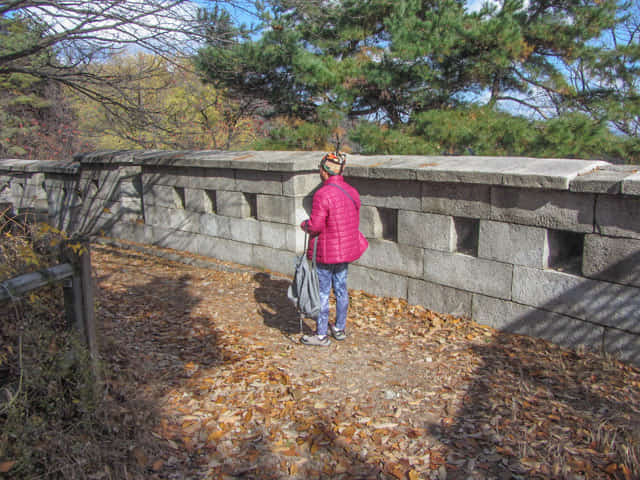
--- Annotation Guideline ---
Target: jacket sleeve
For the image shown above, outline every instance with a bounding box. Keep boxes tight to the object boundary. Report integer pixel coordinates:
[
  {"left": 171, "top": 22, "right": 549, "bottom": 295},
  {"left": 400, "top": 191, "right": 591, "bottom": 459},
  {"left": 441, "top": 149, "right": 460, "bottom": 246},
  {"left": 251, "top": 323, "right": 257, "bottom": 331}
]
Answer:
[{"left": 305, "top": 190, "right": 329, "bottom": 235}]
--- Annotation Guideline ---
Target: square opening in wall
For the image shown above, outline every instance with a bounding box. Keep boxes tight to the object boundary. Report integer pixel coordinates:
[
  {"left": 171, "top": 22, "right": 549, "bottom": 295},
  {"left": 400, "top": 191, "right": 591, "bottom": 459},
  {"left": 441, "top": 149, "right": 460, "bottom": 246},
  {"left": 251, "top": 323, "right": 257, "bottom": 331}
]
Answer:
[
  {"left": 454, "top": 217, "right": 479, "bottom": 256},
  {"left": 244, "top": 193, "right": 258, "bottom": 218},
  {"left": 378, "top": 207, "right": 398, "bottom": 242},
  {"left": 205, "top": 190, "right": 217, "bottom": 213},
  {"left": 173, "top": 187, "right": 185, "bottom": 209},
  {"left": 547, "top": 229, "right": 583, "bottom": 274}
]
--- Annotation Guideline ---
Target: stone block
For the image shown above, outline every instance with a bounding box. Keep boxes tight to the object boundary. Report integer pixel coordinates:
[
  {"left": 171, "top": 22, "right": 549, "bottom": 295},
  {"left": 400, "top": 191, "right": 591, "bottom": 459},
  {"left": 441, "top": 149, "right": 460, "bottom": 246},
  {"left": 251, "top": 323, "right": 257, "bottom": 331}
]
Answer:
[
  {"left": 23, "top": 184, "right": 46, "bottom": 200},
  {"left": 146, "top": 205, "right": 200, "bottom": 234},
  {"left": 604, "top": 328, "right": 640, "bottom": 366},
  {"left": 582, "top": 234, "right": 640, "bottom": 288},
  {"left": 197, "top": 235, "right": 253, "bottom": 266},
  {"left": 421, "top": 182, "right": 491, "bottom": 218},
  {"left": 490, "top": 187, "right": 594, "bottom": 233},
  {"left": 118, "top": 179, "right": 141, "bottom": 199},
  {"left": 185, "top": 188, "right": 215, "bottom": 213},
  {"left": 8, "top": 173, "right": 28, "bottom": 186},
  {"left": 9, "top": 183, "right": 23, "bottom": 204},
  {"left": 478, "top": 220, "right": 549, "bottom": 268},
  {"left": 0, "top": 179, "right": 11, "bottom": 201},
  {"left": 79, "top": 168, "right": 121, "bottom": 199},
  {"left": 90, "top": 210, "right": 124, "bottom": 236},
  {"left": 408, "top": 279, "right": 472, "bottom": 317},
  {"left": 151, "top": 225, "right": 201, "bottom": 255},
  {"left": 252, "top": 245, "right": 296, "bottom": 275},
  {"left": 350, "top": 178, "right": 421, "bottom": 211},
  {"left": 360, "top": 205, "right": 384, "bottom": 239},
  {"left": 118, "top": 166, "right": 142, "bottom": 179},
  {"left": 349, "top": 265, "right": 408, "bottom": 300},
  {"left": 105, "top": 222, "right": 153, "bottom": 244},
  {"left": 512, "top": 266, "right": 640, "bottom": 334},
  {"left": 355, "top": 239, "right": 423, "bottom": 277},
  {"left": 120, "top": 196, "right": 142, "bottom": 214},
  {"left": 257, "top": 195, "right": 307, "bottom": 225},
  {"left": 45, "top": 176, "right": 78, "bottom": 193},
  {"left": 235, "top": 170, "right": 283, "bottom": 195},
  {"left": 595, "top": 195, "right": 640, "bottom": 240},
  {"left": 24, "top": 172, "right": 45, "bottom": 186},
  {"left": 228, "top": 217, "right": 260, "bottom": 244},
  {"left": 621, "top": 172, "right": 640, "bottom": 196},
  {"left": 143, "top": 167, "right": 235, "bottom": 190},
  {"left": 96, "top": 201, "right": 142, "bottom": 229},
  {"left": 472, "top": 294, "right": 605, "bottom": 353},
  {"left": 398, "top": 210, "right": 456, "bottom": 252},
  {"left": 143, "top": 184, "right": 184, "bottom": 209},
  {"left": 77, "top": 195, "right": 111, "bottom": 221},
  {"left": 76, "top": 180, "right": 100, "bottom": 203},
  {"left": 200, "top": 212, "right": 231, "bottom": 239},
  {"left": 217, "top": 190, "right": 252, "bottom": 218},
  {"left": 14, "top": 186, "right": 45, "bottom": 209},
  {"left": 288, "top": 227, "right": 306, "bottom": 254},
  {"left": 423, "top": 250, "right": 513, "bottom": 299},
  {"left": 49, "top": 203, "right": 78, "bottom": 232},
  {"left": 569, "top": 166, "right": 636, "bottom": 194},
  {"left": 195, "top": 168, "right": 236, "bottom": 190},
  {"left": 283, "top": 173, "right": 322, "bottom": 197},
  {"left": 52, "top": 187, "right": 79, "bottom": 209},
  {"left": 259, "top": 221, "right": 296, "bottom": 251}
]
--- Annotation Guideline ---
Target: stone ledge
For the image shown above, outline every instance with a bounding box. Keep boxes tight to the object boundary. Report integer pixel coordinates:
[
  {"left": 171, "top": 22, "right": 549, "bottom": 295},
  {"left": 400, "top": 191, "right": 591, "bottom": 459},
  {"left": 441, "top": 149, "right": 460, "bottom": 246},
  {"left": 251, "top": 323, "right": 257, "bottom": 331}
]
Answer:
[
  {"left": 76, "top": 150, "right": 322, "bottom": 172},
  {"left": 0, "top": 152, "right": 616, "bottom": 192},
  {"left": 411, "top": 156, "right": 606, "bottom": 189},
  {"left": 0, "top": 159, "right": 50, "bottom": 173},
  {"left": 570, "top": 165, "right": 638, "bottom": 194},
  {"left": 66, "top": 151, "right": 610, "bottom": 190}
]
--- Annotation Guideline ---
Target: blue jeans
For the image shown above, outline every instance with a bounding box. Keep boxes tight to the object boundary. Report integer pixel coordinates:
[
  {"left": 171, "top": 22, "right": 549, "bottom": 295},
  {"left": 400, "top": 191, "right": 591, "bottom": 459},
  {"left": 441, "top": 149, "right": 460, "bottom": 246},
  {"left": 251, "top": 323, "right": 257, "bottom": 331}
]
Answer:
[{"left": 316, "top": 263, "right": 349, "bottom": 336}]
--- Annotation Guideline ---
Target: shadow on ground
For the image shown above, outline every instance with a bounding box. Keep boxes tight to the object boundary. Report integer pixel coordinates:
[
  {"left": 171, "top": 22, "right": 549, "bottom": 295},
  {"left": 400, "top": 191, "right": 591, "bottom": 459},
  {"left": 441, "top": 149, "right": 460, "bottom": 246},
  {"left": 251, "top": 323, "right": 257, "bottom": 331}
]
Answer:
[
  {"left": 253, "top": 272, "right": 308, "bottom": 335},
  {"left": 92, "top": 244, "right": 640, "bottom": 480},
  {"left": 435, "top": 252, "right": 640, "bottom": 478}
]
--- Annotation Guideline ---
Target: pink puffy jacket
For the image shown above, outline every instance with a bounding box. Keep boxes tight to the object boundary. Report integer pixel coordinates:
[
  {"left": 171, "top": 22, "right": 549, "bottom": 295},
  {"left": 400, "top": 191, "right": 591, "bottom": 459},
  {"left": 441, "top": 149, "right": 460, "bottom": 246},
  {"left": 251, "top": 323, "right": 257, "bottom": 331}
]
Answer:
[{"left": 301, "top": 175, "right": 367, "bottom": 264}]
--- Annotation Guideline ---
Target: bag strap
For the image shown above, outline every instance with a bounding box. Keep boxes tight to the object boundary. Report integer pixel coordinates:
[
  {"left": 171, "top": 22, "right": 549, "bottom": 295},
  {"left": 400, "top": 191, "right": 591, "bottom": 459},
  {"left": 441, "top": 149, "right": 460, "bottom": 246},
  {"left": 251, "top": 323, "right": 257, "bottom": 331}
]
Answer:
[
  {"left": 300, "top": 232, "right": 318, "bottom": 335},
  {"left": 305, "top": 232, "right": 318, "bottom": 267},
  {"left": 327, "top": 183, "right": 357, "bottom": 210}
]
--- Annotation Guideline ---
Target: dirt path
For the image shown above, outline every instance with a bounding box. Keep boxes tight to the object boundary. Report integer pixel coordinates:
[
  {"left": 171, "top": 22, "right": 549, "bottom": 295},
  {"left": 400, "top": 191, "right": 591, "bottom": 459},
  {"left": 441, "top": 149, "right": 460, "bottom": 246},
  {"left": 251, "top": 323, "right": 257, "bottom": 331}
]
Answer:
[{"left": 93, "top": 242, "right": 640, "bottom": 480}]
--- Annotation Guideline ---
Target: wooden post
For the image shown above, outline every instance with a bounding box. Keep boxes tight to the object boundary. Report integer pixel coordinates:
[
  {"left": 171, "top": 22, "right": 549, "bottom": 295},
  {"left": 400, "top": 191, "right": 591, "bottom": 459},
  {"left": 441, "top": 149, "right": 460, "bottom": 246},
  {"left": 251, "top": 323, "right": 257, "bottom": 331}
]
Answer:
[{"left": 61, "top": 236, "right": 99, "bottom": 379}]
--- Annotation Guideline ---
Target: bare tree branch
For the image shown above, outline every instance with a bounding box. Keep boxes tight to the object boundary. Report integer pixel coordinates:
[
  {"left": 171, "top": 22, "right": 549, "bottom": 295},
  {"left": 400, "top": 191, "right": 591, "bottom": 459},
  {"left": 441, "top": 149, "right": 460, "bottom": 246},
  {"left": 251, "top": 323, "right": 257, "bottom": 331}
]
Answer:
[{"left": 0, "top": 0, "right": 259, "bottom": 149}]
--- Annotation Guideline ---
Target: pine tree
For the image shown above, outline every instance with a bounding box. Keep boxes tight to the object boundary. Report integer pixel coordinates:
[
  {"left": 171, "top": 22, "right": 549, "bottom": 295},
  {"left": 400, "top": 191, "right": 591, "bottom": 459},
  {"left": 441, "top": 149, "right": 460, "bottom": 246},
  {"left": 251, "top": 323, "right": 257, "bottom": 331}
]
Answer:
[{"left": 195, "top": 0, "right": 639, "bottom": 161}]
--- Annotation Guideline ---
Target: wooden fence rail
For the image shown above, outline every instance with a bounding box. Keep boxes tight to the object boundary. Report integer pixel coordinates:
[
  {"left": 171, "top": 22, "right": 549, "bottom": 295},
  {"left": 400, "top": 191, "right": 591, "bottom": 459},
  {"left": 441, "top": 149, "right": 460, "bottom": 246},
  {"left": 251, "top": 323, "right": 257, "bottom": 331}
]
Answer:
[
  {"left": 0, "top": 264, "right": 74, "bottom": 301},
  {"left": 0, "top": 239, "right": 99, "bottom": 375}
]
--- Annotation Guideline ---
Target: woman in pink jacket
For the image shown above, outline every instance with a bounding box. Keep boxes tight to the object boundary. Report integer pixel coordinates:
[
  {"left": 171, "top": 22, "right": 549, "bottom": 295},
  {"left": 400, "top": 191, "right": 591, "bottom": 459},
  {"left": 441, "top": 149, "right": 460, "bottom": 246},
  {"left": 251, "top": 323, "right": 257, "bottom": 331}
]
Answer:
[{"left": 300, "top": 153, "right": 368, "bottom": 346}]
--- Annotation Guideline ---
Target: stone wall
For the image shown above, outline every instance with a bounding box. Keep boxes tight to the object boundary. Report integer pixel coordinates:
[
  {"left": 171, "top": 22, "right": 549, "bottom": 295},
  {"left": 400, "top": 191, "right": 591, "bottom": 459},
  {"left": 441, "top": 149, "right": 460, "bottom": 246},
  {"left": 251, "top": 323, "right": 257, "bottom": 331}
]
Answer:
[{"left": 1, "top": 151, "right": 639, "bottom": 365}]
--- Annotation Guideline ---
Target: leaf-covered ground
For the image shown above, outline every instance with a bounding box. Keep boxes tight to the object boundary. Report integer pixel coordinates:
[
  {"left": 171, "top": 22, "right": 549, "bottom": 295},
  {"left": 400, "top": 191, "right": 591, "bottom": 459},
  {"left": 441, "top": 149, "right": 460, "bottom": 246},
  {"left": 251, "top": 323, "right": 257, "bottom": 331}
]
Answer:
[{"left": 94, "top": 242, "right": 640, "bottom": 480}]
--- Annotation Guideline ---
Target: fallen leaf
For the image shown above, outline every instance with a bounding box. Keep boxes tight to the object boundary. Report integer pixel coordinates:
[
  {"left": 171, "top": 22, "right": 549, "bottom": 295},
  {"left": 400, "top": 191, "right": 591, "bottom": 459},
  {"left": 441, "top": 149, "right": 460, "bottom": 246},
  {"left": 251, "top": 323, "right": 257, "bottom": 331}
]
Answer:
[
  {"left": 385, "top": 462, "right": 407, "bottom": 479},
  {"left": 604, "top": 463, "right": 618, "bottom": 474},
  {"left": 0, "top": 461, "right": 16, "bottom": 473},
  {"left": 132, "top": 447, "right": 147, "bottom": 467}
]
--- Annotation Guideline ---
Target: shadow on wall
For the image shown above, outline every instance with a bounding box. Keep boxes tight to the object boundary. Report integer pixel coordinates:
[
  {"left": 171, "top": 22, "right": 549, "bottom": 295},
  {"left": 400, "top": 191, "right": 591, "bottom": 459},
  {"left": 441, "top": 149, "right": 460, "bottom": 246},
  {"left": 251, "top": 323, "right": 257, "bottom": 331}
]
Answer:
[
  {"left": 50, "top": 167, "right": 143, "bottom": 238},
  {"left": 432, "top": 251, "right": 640, "bottom": 478},
  {"left": 499, "top": 251, "right": 640, "bottom": 366}
]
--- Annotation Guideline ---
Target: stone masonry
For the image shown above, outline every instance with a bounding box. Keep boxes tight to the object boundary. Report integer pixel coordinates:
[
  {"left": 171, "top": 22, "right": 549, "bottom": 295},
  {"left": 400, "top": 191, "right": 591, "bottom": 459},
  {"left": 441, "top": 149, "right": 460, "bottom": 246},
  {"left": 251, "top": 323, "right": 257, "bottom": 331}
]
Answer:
[{"left": 1, "top": 151, "right": 639, "bottom": 365}]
